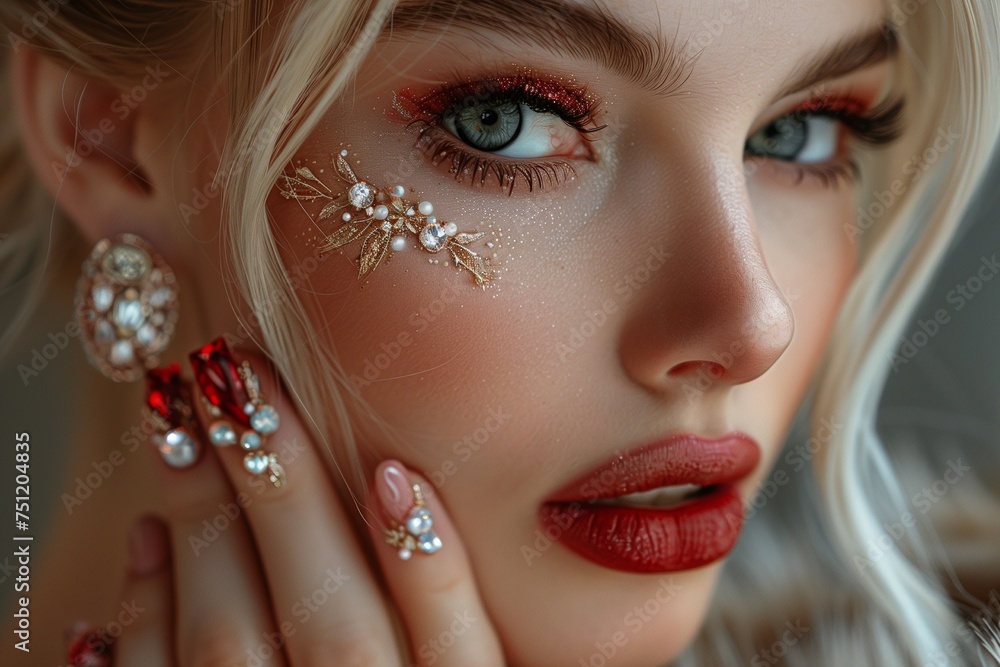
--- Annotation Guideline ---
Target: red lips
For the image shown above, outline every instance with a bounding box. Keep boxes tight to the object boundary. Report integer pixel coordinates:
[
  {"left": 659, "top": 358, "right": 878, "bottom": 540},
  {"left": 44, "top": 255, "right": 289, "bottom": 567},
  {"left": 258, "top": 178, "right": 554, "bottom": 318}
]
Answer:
[{"left": 539, "top": 433, "right": 760, "bottom": 573}]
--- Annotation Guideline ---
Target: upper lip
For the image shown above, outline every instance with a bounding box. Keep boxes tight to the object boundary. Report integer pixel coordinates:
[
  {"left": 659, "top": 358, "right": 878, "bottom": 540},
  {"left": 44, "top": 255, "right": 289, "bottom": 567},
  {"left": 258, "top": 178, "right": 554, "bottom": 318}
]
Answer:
[{"left": 544, "top": 431, "right": 762, "bottom": 503}]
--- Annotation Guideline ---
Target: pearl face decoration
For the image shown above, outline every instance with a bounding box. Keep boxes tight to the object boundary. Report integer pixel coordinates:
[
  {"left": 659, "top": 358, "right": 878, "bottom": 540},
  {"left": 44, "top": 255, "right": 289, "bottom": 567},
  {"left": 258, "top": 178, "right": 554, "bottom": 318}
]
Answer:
[{"left": 279, "top": 152, "right": 498, "bottom": 287}]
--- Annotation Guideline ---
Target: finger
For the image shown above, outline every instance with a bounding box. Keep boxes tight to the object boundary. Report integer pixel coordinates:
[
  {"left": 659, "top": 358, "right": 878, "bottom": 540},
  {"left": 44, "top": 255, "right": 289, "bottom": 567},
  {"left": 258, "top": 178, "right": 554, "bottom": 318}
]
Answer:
[
  {"left": 143, "top": 363, "right": 286, "bottom": 666},
  {"left": 185, "top": 338, "right": 403, "bottom": 667},
  {"left": 114, "top": 516, "right": 173, "bottom": 666},
  {"left": 371, "top": 460, "right": 505, "bottom": 667}
]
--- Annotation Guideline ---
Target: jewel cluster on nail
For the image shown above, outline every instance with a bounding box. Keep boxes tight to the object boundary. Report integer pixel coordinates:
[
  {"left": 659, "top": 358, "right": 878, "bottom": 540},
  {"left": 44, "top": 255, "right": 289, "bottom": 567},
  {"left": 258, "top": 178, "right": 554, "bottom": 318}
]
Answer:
[
  {"left": 278, "top": 151, "right": 497, "bottom": 287},
  {"left": 75, "top": 234, "right": 179, "bottom": 382},
  {"left": 65, "top": 622, "right": 114, "bottom": 667},
  {"left": 189, "top": 338, "right": 285, "bottom": 487},
  {"left": 144, "top": 363, "right": 201, "bottom": 469},
  {"left": 384, "top": 483, "right": 443, "bottom": 559}
]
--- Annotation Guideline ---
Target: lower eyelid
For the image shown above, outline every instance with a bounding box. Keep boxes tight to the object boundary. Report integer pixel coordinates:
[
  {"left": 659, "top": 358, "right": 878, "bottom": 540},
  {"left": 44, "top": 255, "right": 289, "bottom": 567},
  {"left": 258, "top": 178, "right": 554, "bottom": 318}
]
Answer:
[
  {"left": 745, "top": 154, "right": 858, "bottom": 188},
  {"left": 413, "top": 124, "right": 577, "bottom": 194}
]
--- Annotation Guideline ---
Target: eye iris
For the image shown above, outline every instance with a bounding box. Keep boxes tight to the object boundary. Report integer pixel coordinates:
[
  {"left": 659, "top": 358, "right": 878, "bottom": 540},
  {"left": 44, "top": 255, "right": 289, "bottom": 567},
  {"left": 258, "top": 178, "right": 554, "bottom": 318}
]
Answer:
[
  {"left": 452, "top": 101, "right": 522, "bottom": 151},
  {"left": 747, "top": 115, "right": 808, "bottom": 159}
]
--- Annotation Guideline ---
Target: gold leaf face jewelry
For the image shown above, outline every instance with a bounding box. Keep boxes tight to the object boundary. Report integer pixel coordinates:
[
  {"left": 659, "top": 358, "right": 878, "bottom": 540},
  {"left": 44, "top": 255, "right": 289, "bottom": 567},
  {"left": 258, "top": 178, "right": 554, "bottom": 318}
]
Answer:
[{"left": 278, "top": 150, "right": 497, "bottom": 287}]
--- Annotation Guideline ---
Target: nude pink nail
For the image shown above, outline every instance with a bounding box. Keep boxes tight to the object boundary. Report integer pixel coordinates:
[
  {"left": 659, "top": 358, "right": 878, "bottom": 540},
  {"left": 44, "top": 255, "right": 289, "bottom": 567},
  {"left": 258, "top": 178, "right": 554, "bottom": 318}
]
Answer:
[{"left": 375, "top": 460, "right": 414, "bottom": 524}]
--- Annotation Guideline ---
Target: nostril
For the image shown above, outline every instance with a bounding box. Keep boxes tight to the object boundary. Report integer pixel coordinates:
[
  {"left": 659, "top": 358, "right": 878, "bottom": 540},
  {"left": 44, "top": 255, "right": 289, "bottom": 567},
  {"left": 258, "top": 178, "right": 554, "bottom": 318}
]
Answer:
[{"left": 668, "top": 360, "right": 726, "bottom": 378}]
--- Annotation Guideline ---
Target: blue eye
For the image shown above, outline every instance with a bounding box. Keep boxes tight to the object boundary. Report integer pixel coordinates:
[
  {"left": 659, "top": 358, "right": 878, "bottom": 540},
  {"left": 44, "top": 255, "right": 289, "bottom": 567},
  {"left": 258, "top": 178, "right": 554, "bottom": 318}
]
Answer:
[
  {"left": 442, "top": 100, "right": 582, "bottom": 159},
  {"left": 745, "top": 113, "right": 839, "bottom": 164}
]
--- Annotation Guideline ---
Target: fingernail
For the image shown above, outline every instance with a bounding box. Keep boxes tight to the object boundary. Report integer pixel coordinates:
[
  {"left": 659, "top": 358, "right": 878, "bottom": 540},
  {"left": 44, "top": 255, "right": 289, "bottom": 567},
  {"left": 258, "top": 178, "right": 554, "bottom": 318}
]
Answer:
[
  {"left": 65, "top": 621, "right": 114, "bottom": 666},
  {"left": 188, "top": 337, "right": 286, "bottom": 486},
  {"left": 145, "top": 363, "right": 200, "bottom": 469},
  {"left": 375, "top": 460, "right": 415, "bottom": 524},
  {"left": 127, "top": 515, "right": 168, "bottom": 576},
  {"left": 376, "top": 461, "right": 443, "bottom": 559},
  {"left": 188, "top": 337, "right": 256, "bottom": 427}
]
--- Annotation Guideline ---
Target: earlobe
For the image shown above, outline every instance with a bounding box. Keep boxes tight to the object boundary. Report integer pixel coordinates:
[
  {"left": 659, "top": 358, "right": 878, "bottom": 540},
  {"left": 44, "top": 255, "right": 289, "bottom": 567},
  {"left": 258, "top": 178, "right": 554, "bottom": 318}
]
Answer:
[{"left": 10, "top": 47, "right": 154, "bottom": 243}]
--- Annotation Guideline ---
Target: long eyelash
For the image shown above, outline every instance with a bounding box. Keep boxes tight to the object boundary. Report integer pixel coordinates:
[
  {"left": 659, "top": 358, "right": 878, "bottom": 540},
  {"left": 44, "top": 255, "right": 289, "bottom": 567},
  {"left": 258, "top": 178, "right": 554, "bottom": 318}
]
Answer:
[
  {"left": 412, "top": 121, "right": 577, "bottom": 195},
  {"left": 400, "top": 73, "right": 603, "bottom": 194},
  {"left": 780, "top": 95, "right": 906, "bottom": 187},
  {"left": 820, "top": 96, "right": 906, "bottom": 146},
  {"left": 409, "top": 72, "right": 607, "bottom": 137}
]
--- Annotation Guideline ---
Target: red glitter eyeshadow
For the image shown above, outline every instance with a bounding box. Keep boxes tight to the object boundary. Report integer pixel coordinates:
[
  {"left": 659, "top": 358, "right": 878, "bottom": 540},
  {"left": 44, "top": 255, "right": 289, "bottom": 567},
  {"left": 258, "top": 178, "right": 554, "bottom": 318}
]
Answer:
[
  {"left": 391, "top": 74, "right": 594, "bottom": 124},
  {"left": 793, "top": 95, "right": 870, "bottom": 117}
]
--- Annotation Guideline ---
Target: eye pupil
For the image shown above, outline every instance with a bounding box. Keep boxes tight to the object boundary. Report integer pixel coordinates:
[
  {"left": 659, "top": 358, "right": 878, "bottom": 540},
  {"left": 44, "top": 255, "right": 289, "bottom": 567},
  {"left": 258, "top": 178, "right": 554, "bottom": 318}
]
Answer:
[{"left": 480, "top": 109, "right": 500, "bottom": 127}]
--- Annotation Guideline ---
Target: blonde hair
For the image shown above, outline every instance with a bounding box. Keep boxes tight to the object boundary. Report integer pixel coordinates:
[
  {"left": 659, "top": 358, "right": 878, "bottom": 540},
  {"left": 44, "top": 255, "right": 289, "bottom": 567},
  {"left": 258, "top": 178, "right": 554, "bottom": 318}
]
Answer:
[{"left": 1, "top": 0, "right": 997, "bottom": 664}]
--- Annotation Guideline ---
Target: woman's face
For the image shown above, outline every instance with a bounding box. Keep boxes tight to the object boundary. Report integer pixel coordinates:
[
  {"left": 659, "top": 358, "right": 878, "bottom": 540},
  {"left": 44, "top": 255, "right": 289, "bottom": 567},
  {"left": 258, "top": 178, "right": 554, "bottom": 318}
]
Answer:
[{"left": 256, "top": 0, "right": 893, "bottom": 663}]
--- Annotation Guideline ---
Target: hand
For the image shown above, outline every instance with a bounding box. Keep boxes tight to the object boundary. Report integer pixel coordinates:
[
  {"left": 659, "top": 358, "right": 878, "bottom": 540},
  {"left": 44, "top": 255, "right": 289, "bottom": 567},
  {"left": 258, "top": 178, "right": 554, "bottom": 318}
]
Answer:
[{"left": 110, "top": 342, "right": 505, "bottom": 666}]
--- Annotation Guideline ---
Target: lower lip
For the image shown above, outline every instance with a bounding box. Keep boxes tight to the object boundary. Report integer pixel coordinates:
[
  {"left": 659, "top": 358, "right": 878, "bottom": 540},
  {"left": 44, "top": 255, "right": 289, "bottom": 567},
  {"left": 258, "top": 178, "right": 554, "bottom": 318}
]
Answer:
[{"left": 539, "top": 486, "right": 745, "bottom": 573}]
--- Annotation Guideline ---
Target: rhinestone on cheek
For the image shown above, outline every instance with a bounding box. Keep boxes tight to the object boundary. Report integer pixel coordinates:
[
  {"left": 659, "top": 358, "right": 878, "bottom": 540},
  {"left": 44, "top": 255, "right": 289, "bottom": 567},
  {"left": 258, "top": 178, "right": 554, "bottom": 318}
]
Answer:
[
  {"left": 419, "top": 224, "right": 448, "bottom": 252},
  {"left": 348, "top": 182, "right": 375, "bottom": 208}
]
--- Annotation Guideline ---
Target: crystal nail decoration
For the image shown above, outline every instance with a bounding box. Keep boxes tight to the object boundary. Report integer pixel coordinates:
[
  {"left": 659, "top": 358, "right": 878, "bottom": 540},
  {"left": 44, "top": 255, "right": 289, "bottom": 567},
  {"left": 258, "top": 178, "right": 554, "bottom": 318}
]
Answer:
[
  {"left": 384, "top": 483, "right": 443, "bottom": 559},
  {"left": 145, "top": 363, "right": 201, "bottom": 469},
  {"left": 189, "top": 337, "right": 285, "bottom": 488},
  {"left": 240, "top": 431, "right": 262, "bottom": 451},
  {"left": 75, "top": 234, "right": 179, "bottom": 382},
  {"left": 189, "top": 338, "right": 254, "bottom": 429},
  {"left": 209, "top": 421, "right": 237, "bottom": 446},
  {"left": 250, "top": 405, "right": 280, "bottom": 434},
  {"left": 155, "top": 428, "right": 199, "bottom": 469},
  {"left": 278, "top": 151, "right": 497, "bottom": 287}
]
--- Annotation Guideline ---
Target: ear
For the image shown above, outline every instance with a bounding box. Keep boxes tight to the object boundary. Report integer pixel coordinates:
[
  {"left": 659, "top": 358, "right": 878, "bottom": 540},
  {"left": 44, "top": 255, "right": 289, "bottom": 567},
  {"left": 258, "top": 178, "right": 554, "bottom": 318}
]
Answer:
[{"left": 10, "top": 47, "right": 156, "bottom": 244}]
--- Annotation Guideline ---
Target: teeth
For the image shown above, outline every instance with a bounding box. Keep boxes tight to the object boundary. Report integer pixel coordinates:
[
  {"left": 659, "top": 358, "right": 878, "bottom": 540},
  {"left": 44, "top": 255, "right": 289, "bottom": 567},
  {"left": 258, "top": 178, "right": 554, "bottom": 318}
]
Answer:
[{"left": 596, "top": 484, "right": 703, "bottom": 508}]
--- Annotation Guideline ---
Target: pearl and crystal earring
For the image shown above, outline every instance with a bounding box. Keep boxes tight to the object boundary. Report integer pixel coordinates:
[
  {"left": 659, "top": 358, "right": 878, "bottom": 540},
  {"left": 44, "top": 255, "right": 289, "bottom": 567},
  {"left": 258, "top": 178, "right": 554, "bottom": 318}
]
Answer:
[{"left": 74, "top": 233, "right": 179, "bottom": 382}]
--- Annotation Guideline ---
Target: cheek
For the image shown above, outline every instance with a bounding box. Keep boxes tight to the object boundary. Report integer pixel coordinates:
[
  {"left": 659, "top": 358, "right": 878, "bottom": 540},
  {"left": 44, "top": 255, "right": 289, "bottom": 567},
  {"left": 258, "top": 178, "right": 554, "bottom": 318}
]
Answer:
[
  {"left": 747, "top": 180, "right": 857, "bottom": 439},
  {"left": 267, "top": 185, "right": 556, "bottom": 464}
]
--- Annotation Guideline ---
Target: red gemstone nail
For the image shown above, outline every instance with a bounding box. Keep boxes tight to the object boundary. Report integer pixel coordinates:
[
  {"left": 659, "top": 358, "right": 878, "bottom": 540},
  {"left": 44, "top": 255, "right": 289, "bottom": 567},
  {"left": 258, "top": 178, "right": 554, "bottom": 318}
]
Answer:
[
  {"left": 66, "top": 622, "right": 114, "bottom": 667},
  {"left": 188, "top": 337, "right": 253, "bottom": 428},
  {"left": 145, "top": 362, "right": 191, "bottom": 429}
]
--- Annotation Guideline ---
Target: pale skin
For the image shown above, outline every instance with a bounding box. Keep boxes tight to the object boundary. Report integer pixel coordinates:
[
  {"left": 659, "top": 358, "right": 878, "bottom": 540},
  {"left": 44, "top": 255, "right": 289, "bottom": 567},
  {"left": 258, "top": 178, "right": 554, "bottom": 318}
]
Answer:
[{"left": 6, "top": 0, "right": 899, "bottom": 664}]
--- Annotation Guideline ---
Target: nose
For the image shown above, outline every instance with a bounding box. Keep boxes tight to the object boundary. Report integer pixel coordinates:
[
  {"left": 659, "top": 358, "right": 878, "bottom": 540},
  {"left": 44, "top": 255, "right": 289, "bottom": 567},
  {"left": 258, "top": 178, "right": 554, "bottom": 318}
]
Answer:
[{"left": 618, "top": 161, "right": 795, "bottom": 395}]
